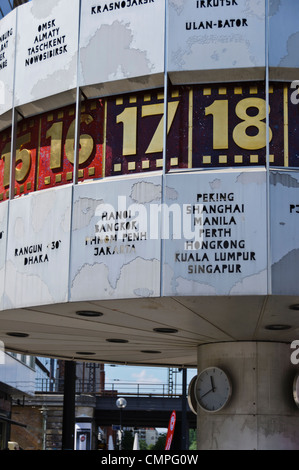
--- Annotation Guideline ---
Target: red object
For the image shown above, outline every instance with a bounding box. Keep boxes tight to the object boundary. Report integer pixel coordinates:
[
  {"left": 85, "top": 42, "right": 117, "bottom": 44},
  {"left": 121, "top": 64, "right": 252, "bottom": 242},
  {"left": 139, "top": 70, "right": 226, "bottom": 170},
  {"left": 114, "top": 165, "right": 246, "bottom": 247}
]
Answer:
[{"left": 165, "top": 410, "right": 176, "bottom": 450}]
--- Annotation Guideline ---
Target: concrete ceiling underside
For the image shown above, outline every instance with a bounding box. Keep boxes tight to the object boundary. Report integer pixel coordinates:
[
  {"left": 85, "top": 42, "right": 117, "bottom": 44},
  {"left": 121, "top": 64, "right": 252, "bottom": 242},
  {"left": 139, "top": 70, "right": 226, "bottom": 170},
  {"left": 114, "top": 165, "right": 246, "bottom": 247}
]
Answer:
[{"left": 0, "top": 295, "right": 299, "bottom": 368}]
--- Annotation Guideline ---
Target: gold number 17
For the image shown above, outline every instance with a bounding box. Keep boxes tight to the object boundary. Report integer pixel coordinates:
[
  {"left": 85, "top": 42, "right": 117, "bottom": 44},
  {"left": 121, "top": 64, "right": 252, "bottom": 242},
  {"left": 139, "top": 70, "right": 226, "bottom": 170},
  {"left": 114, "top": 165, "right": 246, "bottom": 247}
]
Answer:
[{"left": 116, "top": 101, "right": 179, "bottom": 156}]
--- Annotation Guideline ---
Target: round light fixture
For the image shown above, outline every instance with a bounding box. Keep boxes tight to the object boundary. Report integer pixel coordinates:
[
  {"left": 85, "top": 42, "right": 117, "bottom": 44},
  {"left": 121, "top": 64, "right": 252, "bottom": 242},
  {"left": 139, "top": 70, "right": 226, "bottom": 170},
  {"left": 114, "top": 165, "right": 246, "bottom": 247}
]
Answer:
[
  {"left": 106, "top": 338, "right": 129, "bottom": 343},
  {"left": 6, "top": 332, "right": 29, "bottom": 337},
  {"left": 141, "top": 350, "right": 161, "bottom": 354},
  {"left": 153, "top": 328, "right": 178, "bottom": 334},
  {"left": 265, "top": 324, "right": 291, "bottom": 330},
  {"left": 76, "top": 310, "right": 103, "bottom": 317},
  {"left": 76, "top": 351, "right": 96, "bottom": 355},
  {"left": 116, "top": 397, "right": 127, "bottom": 409},
  {"left": 289, "top": 304, "right": 299, "bottom": 311}
]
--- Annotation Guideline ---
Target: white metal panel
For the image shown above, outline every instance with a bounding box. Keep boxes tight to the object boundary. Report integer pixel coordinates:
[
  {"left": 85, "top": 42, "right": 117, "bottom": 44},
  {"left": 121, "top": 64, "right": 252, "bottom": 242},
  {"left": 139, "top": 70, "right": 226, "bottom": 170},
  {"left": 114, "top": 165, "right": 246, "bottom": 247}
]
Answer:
[
  {"left": 70, "top": 175, "right": 161, "bottom": 301},
  {"left": 4, "top": 185, "right": 72, "bottom": 309},
  {"left": 269, "top": 0, "right": 299, "bottom": 79},
  {"left": 168, "top": 0, "right": 266, "bottom": 83},
  {"left": 270, "top": 170, "right": 299, "bottom": 295},
  {"left": 0, "top": 200, "right": 8, "bottom": 309},
  {"left": 0, "top": 9, "right": 16, "bottom": 129},
  {"left": 14, "top": 0, "right": 79, "bottom": 113},
  {"left": 79, "top": 0, "right": 165, "bottom": 97},
  {"left": 163, "top": 169, "right": 268, "bottom": 296}
]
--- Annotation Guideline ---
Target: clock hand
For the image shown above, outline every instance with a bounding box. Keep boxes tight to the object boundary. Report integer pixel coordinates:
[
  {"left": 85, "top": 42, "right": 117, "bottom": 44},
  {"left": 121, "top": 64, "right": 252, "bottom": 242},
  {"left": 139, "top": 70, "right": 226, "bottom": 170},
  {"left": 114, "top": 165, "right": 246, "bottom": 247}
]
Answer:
[
  {"left": 210, "top": 376, "right": 215, "bottom": 392},
  {"left": 201, "top": 387, "right": 213, "bottom": 398}
]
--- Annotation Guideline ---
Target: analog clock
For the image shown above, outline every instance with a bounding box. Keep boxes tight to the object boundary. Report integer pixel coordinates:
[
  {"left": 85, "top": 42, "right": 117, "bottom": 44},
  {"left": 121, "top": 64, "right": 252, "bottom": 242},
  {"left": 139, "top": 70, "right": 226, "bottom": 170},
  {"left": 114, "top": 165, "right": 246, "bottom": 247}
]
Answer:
[
  {"left": 293, "top": 372, "right": 299, "bottom": 408},
  {"left": 187, "top": 375, "right": 197, "bottom": 415},
  {"left": 195, "top": 367, "right": 232, "bottom": 412}
]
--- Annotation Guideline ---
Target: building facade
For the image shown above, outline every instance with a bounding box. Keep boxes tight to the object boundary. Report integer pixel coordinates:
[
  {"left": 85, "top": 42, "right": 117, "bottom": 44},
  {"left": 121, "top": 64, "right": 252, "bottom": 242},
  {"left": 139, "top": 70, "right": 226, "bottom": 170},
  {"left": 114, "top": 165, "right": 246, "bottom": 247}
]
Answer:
[
  {"left": 0, "top": 0, "right": 299, "bottom": 449},
  {"left": 0, "top": 352, "right": 35, "bottom": 449}
]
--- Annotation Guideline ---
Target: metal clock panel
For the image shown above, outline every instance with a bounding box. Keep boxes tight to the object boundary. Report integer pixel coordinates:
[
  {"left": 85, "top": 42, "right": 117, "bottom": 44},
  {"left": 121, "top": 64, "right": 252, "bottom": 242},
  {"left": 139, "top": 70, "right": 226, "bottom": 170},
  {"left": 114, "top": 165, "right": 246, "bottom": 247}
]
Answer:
[{"left": 195, "top": 367, "right": 232, "bottom": 413}]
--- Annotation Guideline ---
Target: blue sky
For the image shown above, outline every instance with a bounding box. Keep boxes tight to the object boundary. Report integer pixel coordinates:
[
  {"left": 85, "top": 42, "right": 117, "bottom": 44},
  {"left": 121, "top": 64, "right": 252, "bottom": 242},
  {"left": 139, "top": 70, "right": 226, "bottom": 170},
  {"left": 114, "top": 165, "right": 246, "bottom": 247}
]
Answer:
[
  {"left": 105, "top": 363, "right": 197, "bottom": 394},
  {"left": 0, "top": 0, "right": 13, "bottom": 17}
]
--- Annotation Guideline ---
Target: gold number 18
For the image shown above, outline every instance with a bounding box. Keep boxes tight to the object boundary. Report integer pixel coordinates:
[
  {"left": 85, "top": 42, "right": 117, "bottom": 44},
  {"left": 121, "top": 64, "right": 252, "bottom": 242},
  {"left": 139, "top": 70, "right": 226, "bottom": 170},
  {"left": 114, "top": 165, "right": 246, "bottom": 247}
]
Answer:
[{"left": 205, "top": 97, "right": 272, "bottom": 151}]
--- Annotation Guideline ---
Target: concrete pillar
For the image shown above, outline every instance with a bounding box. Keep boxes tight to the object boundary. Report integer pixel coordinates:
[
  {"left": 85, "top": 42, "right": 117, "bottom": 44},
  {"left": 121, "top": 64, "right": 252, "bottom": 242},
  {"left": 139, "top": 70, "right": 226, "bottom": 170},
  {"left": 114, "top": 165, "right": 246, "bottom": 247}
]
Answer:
[{"left": 196, "top": 342, "right": 299, "bottom": 450}]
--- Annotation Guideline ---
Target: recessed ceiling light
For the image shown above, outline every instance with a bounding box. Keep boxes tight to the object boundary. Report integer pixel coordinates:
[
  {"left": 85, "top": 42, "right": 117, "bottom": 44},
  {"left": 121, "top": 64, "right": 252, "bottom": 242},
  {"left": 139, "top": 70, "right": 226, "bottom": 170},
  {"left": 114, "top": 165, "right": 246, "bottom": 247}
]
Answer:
[
  {"left": 289, "top": 304, "right": 299, "bottom": 311},
  {"left": 76, "top": 352, "right": 96, "bottom": 355},
  {"left": 6, "top": 332, "right": 29, "bottom": 337},
  {"left": 106, "top": 339, "right": 129, "bottom": 343},
  {"left": 153, "top": 328, "right": 178, "bottom": 334},
  {"left": 141, "top": 350, "right": 161, "bottom": 354},
  {"left": 76, "top": 311, "right": 103, "bottom": 317},
  {"left": 265, "top": 324, "right": 291, "bottom": 330}
]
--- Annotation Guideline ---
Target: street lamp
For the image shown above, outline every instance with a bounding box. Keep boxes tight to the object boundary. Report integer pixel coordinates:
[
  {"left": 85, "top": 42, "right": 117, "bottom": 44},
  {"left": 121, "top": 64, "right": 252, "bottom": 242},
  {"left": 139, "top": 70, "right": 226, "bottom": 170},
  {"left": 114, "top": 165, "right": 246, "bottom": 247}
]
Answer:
[
  {"left": 40, "top": 406, "right": 48, "bottom": 450},
  {"left": 116, "top": 397, "right": 127, "bottom": 450}
]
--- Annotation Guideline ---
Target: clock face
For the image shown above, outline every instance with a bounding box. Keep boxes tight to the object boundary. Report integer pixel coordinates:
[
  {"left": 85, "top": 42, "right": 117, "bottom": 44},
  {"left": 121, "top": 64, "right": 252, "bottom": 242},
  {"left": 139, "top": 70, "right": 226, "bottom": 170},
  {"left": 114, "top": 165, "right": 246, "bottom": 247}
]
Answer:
[{"left": 195, "top": 367, "right": 232, "bottom": 412}]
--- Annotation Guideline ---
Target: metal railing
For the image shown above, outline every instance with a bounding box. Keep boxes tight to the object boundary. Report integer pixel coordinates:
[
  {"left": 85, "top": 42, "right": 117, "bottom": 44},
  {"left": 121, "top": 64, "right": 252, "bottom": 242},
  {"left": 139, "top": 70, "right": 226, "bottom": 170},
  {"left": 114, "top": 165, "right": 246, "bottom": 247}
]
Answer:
[
  {"left": 98, "top": 381, "right": 183, "bottom": 398},
  {"left": 35, "top": 377, "right": 184, "bottom": 398}
]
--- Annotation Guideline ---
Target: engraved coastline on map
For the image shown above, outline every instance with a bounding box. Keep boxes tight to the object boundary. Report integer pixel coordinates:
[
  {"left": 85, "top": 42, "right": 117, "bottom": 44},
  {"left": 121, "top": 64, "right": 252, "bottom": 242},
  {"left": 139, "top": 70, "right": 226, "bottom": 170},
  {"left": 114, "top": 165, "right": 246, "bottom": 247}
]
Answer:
[
  {"left": 269, "top": 0, "right": 299, "bottom": 69},
  {"left": 79, "top": 0, "right": 165, "bottom": 91},
  {"left": 168, "top": 0, "right": 266, "bottom": 72},
  {"left": 70, "top": 177, "right": 162, "bottom": 301},
  {"left": 14, "top": 0, "right": 79, "bottom": 107},
  {"left": 0, "top": 9, "right": 16, "bottom": 116}
]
